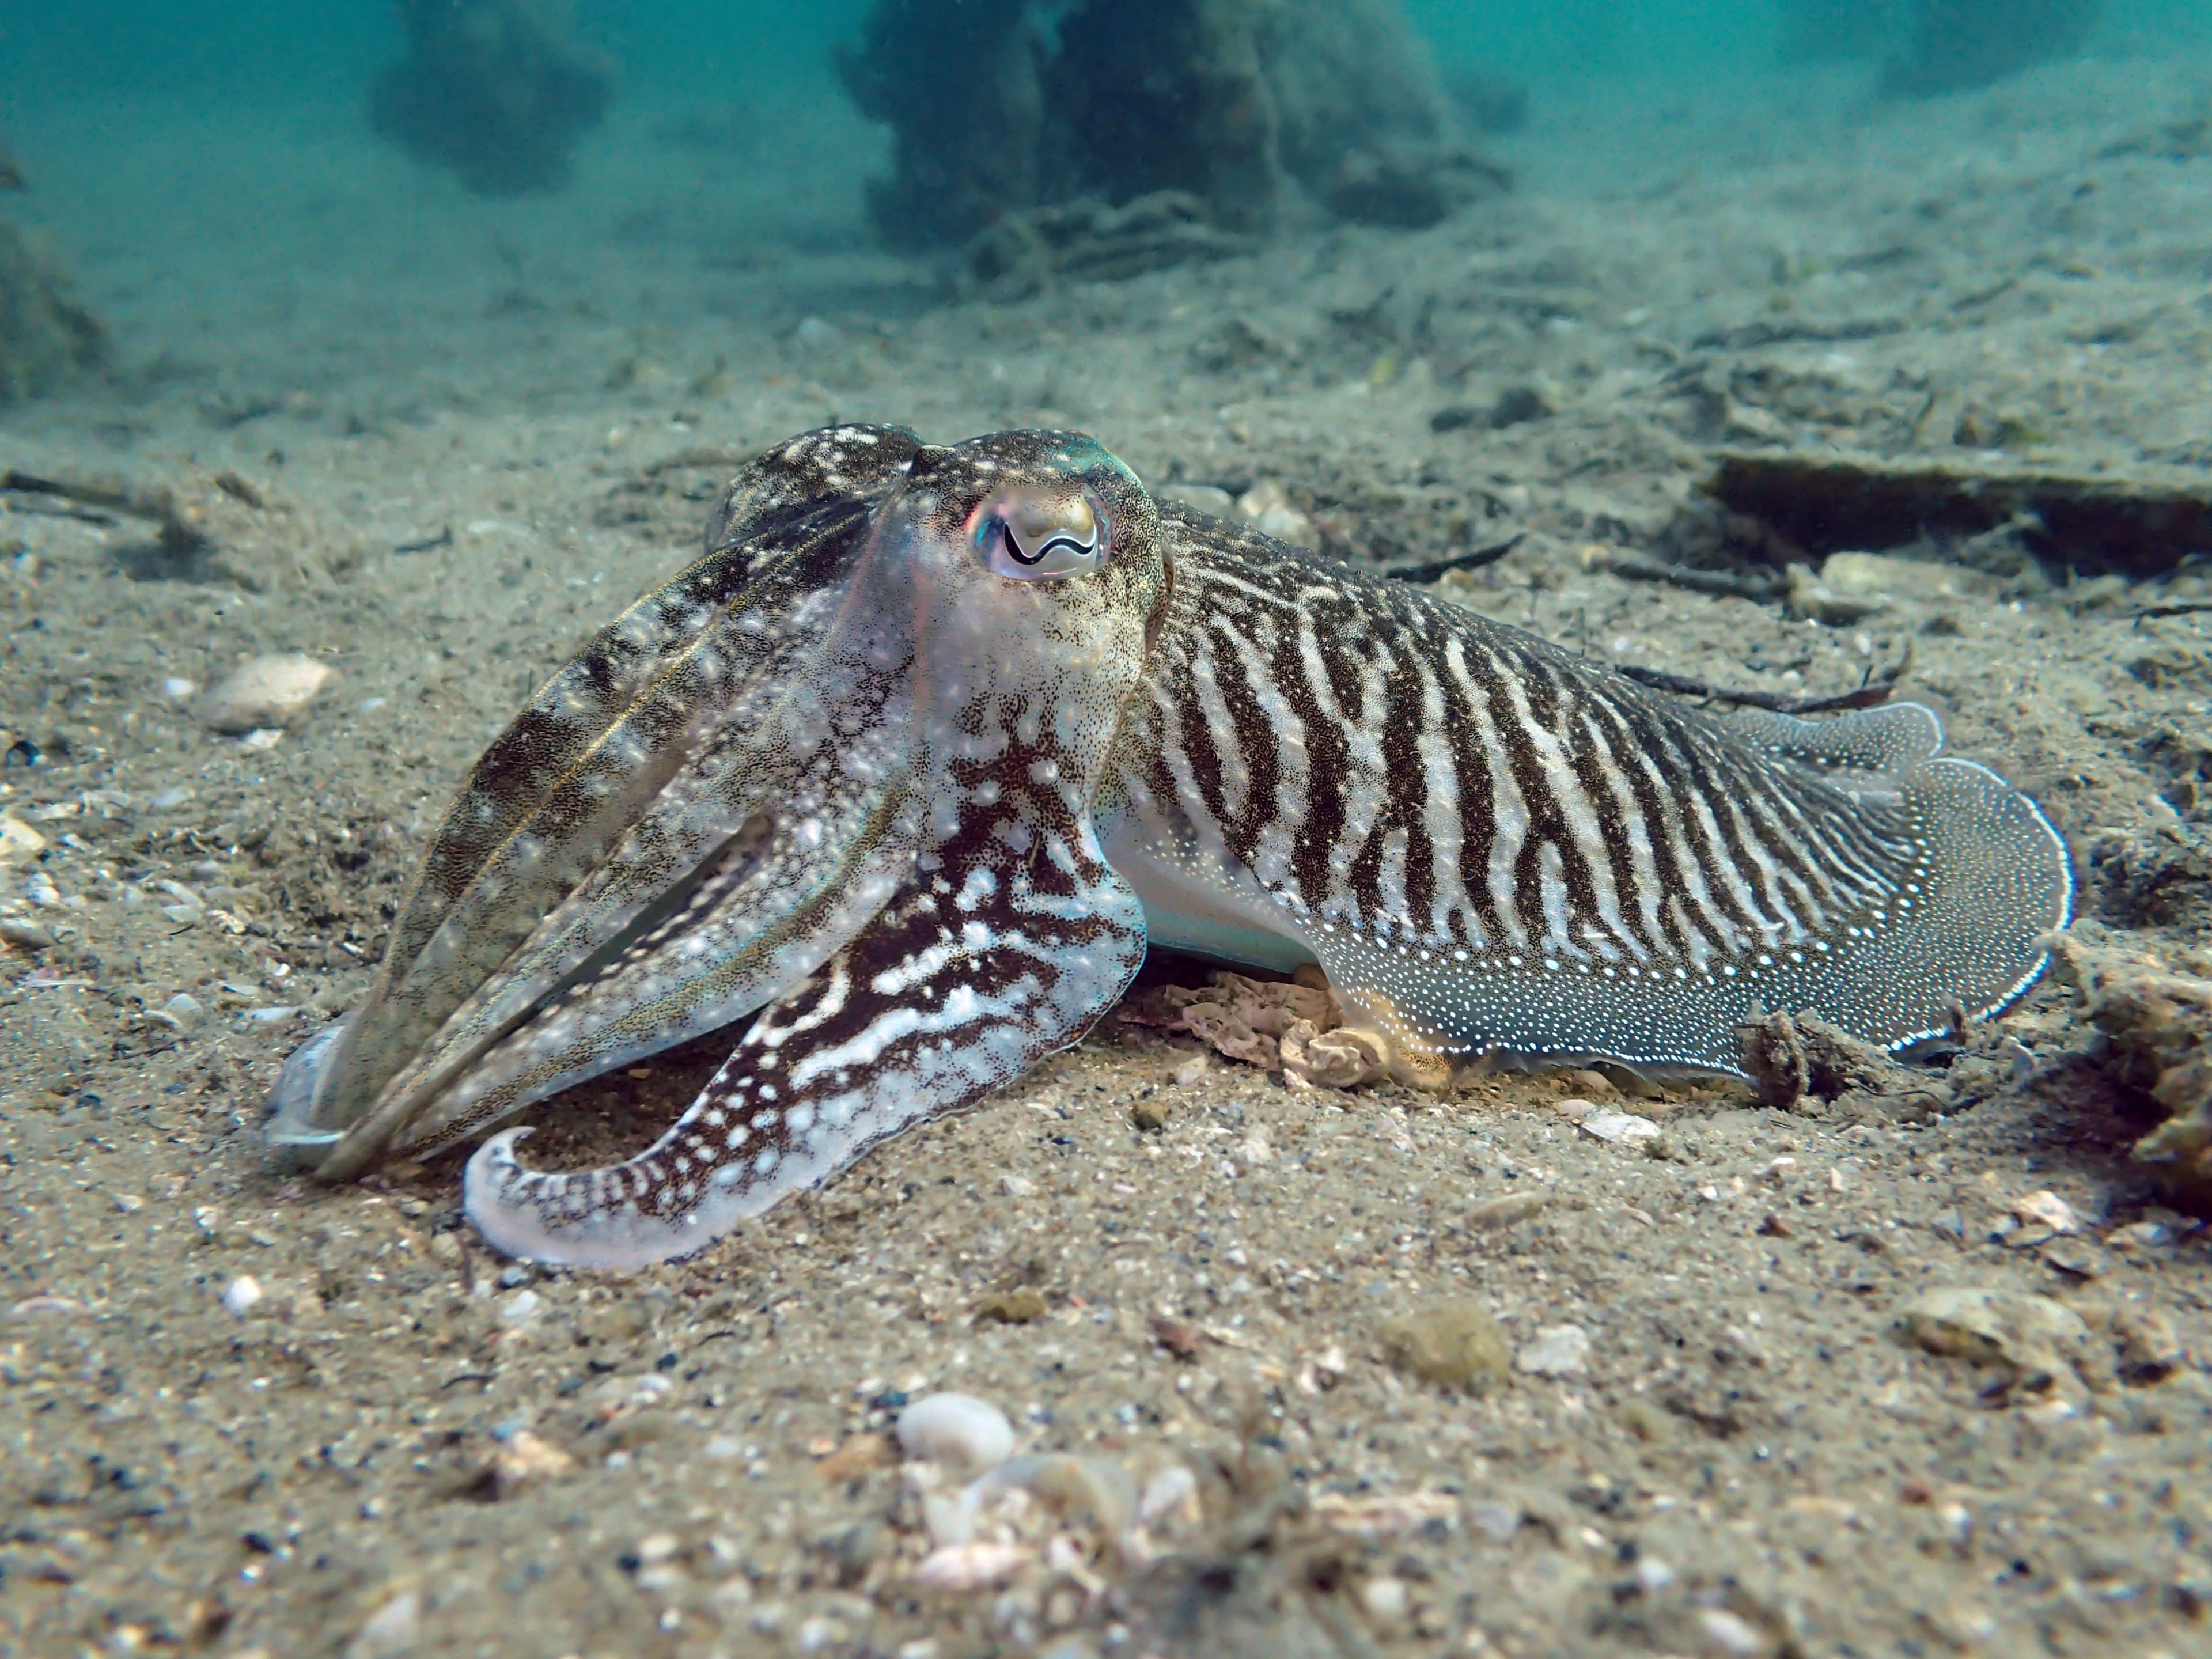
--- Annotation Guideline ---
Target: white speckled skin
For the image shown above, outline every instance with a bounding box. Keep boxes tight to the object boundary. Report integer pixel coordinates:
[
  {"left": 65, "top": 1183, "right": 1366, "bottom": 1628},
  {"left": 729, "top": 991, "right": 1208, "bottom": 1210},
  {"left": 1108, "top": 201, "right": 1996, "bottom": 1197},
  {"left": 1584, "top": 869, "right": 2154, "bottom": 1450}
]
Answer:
[{"left": 269, "top": 424, "right": 2070, "bottom": 1267}]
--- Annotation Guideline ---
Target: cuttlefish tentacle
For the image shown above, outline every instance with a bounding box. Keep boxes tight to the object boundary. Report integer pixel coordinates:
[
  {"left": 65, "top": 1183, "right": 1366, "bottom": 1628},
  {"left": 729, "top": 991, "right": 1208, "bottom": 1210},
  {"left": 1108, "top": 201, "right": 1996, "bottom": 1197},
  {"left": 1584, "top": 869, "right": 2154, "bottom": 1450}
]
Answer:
[{"left": 467, "top": 747, "right": 1148, "bottom": 1268}]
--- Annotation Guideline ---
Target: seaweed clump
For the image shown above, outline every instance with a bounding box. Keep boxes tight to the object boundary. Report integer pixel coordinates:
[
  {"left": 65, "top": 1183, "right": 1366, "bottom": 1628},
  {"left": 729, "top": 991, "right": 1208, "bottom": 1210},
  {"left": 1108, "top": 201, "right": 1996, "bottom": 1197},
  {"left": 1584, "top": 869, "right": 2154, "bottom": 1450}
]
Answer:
[
  {"left": 369, "top": 0, "right": 615, "bottom": 196},
  {"left": 835, "top": 0, "right": 1488, "bottom": 254},
  {"left": 0, "top": 142, "right": 105, "bottom": 404}
]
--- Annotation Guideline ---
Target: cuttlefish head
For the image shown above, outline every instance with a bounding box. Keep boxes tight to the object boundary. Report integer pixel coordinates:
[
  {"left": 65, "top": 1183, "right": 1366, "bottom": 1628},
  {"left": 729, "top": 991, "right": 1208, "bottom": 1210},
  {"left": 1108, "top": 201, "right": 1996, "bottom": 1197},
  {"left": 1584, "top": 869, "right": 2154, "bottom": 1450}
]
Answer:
[{"left": 267, "top": 428, "right": 1166, "bottom": 1240}]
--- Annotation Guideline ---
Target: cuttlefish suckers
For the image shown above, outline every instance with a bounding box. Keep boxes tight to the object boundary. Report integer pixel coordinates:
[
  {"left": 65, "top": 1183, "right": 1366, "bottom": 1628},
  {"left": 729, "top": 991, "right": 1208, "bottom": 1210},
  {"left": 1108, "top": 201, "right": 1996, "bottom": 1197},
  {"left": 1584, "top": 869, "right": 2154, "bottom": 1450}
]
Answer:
[{"left": 266, "top": 425, "right": 2072, "bottom": 1268}]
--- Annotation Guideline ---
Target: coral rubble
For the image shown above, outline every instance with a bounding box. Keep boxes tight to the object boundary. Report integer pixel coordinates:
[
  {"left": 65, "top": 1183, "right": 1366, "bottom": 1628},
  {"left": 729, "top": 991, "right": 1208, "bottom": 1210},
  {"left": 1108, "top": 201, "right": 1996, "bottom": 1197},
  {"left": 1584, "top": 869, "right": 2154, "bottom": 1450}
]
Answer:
[
  {"left": 369, "top": 0, "right": 615, "bottom": 196},
  {"left": 2051, "top": 937, "right": 2212, "bottom": 1210},
  {"left": 835, "top": 0, "right": 1478, "bottom": 252}
]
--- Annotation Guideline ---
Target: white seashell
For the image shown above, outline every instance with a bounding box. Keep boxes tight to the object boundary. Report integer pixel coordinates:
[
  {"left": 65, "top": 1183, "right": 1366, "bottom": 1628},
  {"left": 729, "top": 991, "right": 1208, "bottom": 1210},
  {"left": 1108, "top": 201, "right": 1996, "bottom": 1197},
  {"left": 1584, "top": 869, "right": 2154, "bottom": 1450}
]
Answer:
[
  {"left": 1138, "top": 1464, "right": 1199, "bottom": 1528},
  {"left": 896, "top": 1392, "right": 1015, "bottom": 1472},
  {"left": 220, "top": 1275, "right": 263, "bottom": 1316},
  {"left": 196, "top": 654, "right": 334, "bottom": 734},
  {"left": 911, "top": 1541, "right": 1031, "bottom": 1593}
]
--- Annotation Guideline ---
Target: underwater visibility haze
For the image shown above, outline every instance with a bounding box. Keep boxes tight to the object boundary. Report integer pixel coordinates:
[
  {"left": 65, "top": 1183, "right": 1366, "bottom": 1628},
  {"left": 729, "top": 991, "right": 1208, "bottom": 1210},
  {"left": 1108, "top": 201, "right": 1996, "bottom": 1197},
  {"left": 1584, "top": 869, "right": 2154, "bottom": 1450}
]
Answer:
[{"left": 2, "top": 2, "right": 2212, "bottom": 1655}]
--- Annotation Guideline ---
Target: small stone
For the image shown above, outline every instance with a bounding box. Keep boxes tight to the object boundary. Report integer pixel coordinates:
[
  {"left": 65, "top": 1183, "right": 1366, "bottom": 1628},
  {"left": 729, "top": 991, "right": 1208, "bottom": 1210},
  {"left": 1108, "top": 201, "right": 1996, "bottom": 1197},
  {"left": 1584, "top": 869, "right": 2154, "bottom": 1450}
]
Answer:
[
  {"left": 479, "top": 1430, "right": 574, "bottom": 1498},
  {"left": 2113, "top": 1306, "right": 2184, "bottom": 1384},
  {"left": 1515, "top": 1324, "right": 1592, "bottom": 1378},
  {"left": 1378, "top": 1298, "right": 1510, "bottom": 1393},
  {"left": 817, "top": 1433, "right": 892, "bottom": 1482},
  {"left": 197, "top": 654, "right": 334, "bottom": 734},
  {"left": 1696, "top": 1607, "right": 1767, "bottom": 1658},
  {"left": 980, "top": 1453, "right": 1138, "bottom": 1532},
  {"left": 220, "top": 1275, "right": 263, "bottom": 1316},
  {"left": 1236, "top": 481, "right": 1319, "bottom": 549},
  {"left": 1357, "top": 1574, "right": 1410, "bottom": 1627},
  {"left": 1131, "top": 1096, "right": 1172, "bottom": 1132},
  {"left": 498, "top": 1289, "right": 542, "bottom": 1326},
  {"left": 2108, "top": 1219, "right": 2175, "bottom": 1251},
  {"left": 975, "top": 1286, "right": 1048, "bottom": 1324},
  {"left": 1467, "top": 1499, "right": 1520, "bottom": 1543},
  {"left": 1488, "top": 381, "right": 1559, "bottom": 427},
  {"left": 343, "top": 1588, "right": 421, "bottom": 1659},
  {"left": 2012, "top": 1189, "right": 2080, "bottom": 1235},
  {"left": 1463, "top": 1191, "right": 1548, "bottom": 1229},
  {"left": 896, "top": 1392, "right": 1015, "bottom": 1471},
  {"left": 1897, "top": 1286, "right": 2091, "bottom": 1396},
  {"left": 1138, "top": 1464, "right": 1199, "bottom": 1528},
  {"left": 912, "top": 1541, "right": 1032, "bottom": 1593},
  {"left": 1578, "top": 1107, "right": 1660, "bottom": 1146},
  {"left": 0, "top": 814, "right": 47, "bottom": 868},
  {"left": 1312, "top": 1489, "right": 1459, "bottom": 1539},
  {"left": 1150, "top": 1316, "right": 1202, "bottom": 1359},
  {"left": 0, "top": 916, "right": 55, "bottom": 950},
  {"left": 162, "top": 993, "right": 206, "bottom": 1029}
]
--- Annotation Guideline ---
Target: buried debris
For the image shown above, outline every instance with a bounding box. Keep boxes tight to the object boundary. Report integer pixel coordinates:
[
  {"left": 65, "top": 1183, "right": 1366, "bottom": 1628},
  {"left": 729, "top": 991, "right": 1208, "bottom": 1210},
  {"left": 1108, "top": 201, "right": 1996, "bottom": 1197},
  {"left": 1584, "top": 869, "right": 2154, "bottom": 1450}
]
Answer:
[
  {"left": 1736, "top": 1007, "right": 1925, "bottom": 1112},
  {"left": 1118, "top": 968, "right": 1388, "bottom": 1089},
  {"left": 962, "top": 192, "right": 1259, "bottom": 300},
  {"left": 1702, "top": 449, "right": 2212, "bottom": 582}
]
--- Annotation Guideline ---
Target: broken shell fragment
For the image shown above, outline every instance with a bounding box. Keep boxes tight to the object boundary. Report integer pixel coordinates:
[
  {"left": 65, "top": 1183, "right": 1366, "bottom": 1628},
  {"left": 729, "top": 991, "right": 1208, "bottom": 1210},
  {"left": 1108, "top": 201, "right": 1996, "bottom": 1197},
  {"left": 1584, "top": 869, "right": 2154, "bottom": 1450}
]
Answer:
[
  {"left": 896, "top": 1392, "right": 1016, "bottom": 1472},
  {"left": 196, "top": 654, "right": 334, "bottom": 733}
]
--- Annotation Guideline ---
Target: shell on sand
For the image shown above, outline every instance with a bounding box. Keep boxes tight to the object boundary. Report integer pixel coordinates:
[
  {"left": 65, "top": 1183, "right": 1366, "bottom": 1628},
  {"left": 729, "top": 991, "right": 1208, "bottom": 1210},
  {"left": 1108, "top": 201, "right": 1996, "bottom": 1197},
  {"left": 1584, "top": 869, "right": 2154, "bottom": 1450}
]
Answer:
[{"left": 196, "top": 654, "right": 335, "bottom": 733}]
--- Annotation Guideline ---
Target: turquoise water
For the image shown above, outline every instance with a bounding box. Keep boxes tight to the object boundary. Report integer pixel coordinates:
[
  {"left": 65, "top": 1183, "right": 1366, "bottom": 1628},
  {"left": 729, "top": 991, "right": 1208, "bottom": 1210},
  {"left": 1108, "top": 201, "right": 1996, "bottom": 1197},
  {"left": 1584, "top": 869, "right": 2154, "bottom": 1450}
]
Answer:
[{"left": 7, "top": 2, "right": 2205, "bottom": 107}]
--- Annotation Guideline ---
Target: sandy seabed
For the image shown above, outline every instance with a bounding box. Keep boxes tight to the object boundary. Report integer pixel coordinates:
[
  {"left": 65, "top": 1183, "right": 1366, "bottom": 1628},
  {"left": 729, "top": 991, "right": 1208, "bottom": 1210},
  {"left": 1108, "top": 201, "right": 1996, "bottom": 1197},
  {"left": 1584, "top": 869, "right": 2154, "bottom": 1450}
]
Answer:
[{"left": 3, "top": 52, "right": 2211, "bottom": 1659}]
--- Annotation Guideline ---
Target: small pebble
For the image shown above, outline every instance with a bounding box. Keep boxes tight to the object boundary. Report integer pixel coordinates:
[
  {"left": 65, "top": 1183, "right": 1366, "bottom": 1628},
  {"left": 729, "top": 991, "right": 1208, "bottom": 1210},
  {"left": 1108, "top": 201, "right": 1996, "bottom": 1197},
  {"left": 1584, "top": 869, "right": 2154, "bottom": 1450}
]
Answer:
[
  {"left": 1358, "top": 1574, "right": 1411, "bottom": 1627},
  {"left": 1578, "top": 1107, "right": 1660, "bottom": 1146},
  {"left": 343, "top": 1589, "right": 421, "bottom": 1659},
  {"left": 221, "top": 1275, "right": 264, "bottom": 1316},
  {"left": 1516, "top": 1325, "right": 1593, "bottom": 1378},
  {"left": 1696, "top": 1608, "right": 1767, "bottom": 1658},
  {"left": 162, "top": 992, "right": 206, "bottom": 1029},
  {"left": 499, "top": 1289, "right": 542, "bottom": 1325},
  {"left": 896, "top": 1392, "right": 1016, "bottom": 1471},
  {"left": 912, "top": 1541, "right": 1031, "bottom": 1593},
  {"left": 1138, "top": 1463, "right": 1199, "bottom": 1528},
  {"left": 197, "top": 654, "right": 334, "bottom": 734},
  {"left": 975, "top": 1287, "right": 1048, "bottom": 1324},
  {"left": 1378, "top": 1298, "right": 1510, "bottom": 1393}
]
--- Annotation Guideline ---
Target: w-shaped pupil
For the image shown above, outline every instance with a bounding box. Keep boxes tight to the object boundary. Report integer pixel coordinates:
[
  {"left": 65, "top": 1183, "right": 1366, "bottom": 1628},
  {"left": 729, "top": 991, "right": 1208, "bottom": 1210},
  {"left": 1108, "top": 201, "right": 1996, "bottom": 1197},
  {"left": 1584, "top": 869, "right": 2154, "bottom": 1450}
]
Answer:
[{"left": 1009, "top": 527, "right": 1091, "bottom": 565}]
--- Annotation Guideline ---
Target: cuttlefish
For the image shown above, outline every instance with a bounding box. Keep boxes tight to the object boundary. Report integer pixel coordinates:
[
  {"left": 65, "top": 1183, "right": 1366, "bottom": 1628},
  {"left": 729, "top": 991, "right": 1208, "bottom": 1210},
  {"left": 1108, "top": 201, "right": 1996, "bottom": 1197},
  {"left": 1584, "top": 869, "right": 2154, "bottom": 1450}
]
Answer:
[{"left": 267, "top": 425, "right": 2071, "bottom": 1268}]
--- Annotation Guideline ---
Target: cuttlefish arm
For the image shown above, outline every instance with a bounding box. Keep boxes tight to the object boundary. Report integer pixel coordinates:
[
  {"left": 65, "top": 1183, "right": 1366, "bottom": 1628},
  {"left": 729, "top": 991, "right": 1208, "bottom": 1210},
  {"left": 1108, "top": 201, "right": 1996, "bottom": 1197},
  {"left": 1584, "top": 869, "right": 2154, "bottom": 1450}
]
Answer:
[
  {"left": 272, "top": 426, "right": 931, "bottom": 1166},
  {"left": 284, "top": 427, "right": 1166, "bottom": 1268},
  {"left": 467, "top": 761, "right": 1147, "bottom": 1268}
]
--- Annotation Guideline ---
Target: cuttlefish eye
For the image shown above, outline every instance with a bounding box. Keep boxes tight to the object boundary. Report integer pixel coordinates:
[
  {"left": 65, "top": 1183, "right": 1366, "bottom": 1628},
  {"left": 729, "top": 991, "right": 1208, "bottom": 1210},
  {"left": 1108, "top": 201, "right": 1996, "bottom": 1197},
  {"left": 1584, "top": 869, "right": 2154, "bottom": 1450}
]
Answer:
[{"left": 974, "top": 486, "right": 1107, "bottom": 581}]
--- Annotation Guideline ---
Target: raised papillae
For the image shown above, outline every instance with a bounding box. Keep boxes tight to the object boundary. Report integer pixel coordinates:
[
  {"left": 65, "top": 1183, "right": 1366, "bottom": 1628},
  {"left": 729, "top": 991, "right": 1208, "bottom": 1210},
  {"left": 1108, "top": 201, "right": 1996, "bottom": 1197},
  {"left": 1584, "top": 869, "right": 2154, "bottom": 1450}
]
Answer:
[{"left": 267, "top": 425, "right": 2073, "bottom": 1267}]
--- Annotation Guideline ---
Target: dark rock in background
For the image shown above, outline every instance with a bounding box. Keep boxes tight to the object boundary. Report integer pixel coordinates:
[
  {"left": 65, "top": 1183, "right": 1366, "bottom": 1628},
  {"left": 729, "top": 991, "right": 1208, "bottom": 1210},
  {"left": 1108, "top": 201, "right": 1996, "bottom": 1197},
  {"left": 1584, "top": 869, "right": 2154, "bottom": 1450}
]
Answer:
[
  {"left": 1442, "top": 63, "right": 1531, "bottom": 136},
  {"left": 369, "top": 0, "right": 614, "bottom": 196},
  {"left": 1888, "top": 0, "right": 2107, "bottom": 94},
  {"left": 0, "top": 145, "right": 104, "bottom": 404},
  {"left": 1779, "top": 0, "right": 2108, "bottom": 94},
  {"left": 835, "top": 0, "right": 1482, "bottom": 253}
]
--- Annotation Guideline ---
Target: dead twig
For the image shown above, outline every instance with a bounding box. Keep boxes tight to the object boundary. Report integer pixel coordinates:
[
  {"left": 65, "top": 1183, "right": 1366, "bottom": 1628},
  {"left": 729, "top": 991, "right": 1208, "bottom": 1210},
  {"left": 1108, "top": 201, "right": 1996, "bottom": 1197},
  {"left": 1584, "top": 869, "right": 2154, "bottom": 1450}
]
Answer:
[
  {"left": 2, "top": 468, "right": 214, "bottom": 571},
  {"left": 1615, "top": 654, "right": 1906, "bottom": 716},
  {"left": 2130, "top": 600, "right": 2212, "bottom": 624},
  {"left": 1592, "top": 549, "right": 1786, "bottom": 601},
  {"left": 1385, "top": 532, "right": 1524, "bottom": 585}
]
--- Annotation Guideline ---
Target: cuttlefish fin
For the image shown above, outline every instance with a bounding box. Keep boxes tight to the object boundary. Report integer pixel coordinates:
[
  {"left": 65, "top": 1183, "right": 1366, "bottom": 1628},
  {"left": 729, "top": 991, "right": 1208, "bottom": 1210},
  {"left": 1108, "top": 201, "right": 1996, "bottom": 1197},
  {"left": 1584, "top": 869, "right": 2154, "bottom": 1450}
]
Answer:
[{"left": 464, "top": 831, "right": 1146, "bottom": 1268}]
